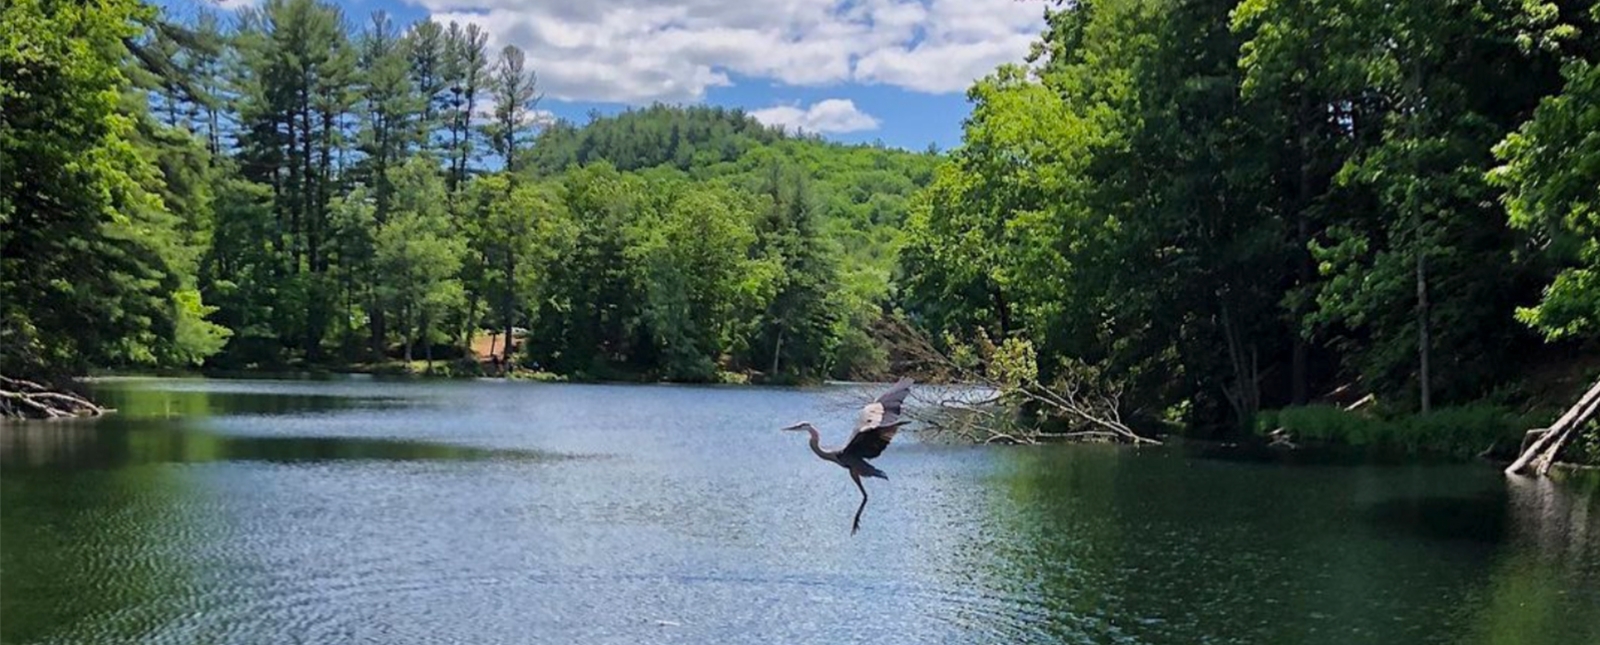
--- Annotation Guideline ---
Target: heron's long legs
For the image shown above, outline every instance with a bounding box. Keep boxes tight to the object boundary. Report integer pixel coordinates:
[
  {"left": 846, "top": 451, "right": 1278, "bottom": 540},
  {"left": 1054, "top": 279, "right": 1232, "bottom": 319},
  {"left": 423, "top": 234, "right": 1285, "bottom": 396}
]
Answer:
[{"left": 850, "top": 471, "right": 868, "bottom": 535}]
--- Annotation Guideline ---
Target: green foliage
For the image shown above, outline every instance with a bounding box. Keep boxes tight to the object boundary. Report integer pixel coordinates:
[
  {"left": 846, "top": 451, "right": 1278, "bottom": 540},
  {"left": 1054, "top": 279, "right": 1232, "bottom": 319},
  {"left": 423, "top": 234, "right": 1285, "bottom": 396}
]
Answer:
[
  {"left": 484, "top": 45, "right": 538, "bottom": 171},
  {"left": 1260, "top": 404, "right": 1524, "bottom": 459},
  {"left": 374, "top": 157, "right": 464, "bottom": 363},
  {"left": 903, "top": 0, "right": 1297, "bottom": 429},
  {"left": 1562, "top": 419, "right": 1600, "bottom": 465},
  {"left": 21, "top": 0, "right": 1586, "bottom": 438},
  {"left": 527, "top": 104, "right": 781, "bottom": 174},
  {"left": 1492, "top": 59, "right": 1600, "bottom": 341},
  {"left": 507, "top": 106, "right": 934, "bottom": 381},
  {"left": 631, "top": 183, "right": 768, "bottom": 381},
  {"left": 901, "top": 0, "right": 1595, "bottom": 439},
  {"left": 1, "top": 0, "right": 227, "bottom": 380},
  {"left": 462, "top": 173, "right": 574, "bottom": 363}
]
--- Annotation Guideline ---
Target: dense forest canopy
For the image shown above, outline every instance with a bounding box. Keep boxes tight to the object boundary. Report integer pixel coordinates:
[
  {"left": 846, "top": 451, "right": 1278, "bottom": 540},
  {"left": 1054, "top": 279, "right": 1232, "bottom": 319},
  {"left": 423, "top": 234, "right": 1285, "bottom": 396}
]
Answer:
[
  {"left": 3, "top": 0, "right": 1598, "bottom": 444},
  {"left": 902, "top": 0, "right": 1600, "bottom": 436}
]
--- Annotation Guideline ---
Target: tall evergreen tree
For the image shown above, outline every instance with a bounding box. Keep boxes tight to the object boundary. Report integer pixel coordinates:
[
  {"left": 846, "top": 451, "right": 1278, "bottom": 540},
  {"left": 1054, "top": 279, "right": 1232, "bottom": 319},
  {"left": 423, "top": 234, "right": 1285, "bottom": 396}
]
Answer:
[
  {"left": 485, "top": 45, "right": 539, "bottom": 175},
  {"left": 443, "top": 21, "right": 488, "bottom": 196}
]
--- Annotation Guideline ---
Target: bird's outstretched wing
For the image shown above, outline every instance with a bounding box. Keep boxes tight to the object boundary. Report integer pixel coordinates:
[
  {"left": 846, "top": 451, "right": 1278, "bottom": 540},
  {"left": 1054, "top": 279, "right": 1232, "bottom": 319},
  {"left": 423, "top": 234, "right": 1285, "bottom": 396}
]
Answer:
[
  {"left": 854, "top": 377, "right": 913, "bottom": 430},
  {"left": 841, "top": 378, "right": 913, "bottom": 459}
]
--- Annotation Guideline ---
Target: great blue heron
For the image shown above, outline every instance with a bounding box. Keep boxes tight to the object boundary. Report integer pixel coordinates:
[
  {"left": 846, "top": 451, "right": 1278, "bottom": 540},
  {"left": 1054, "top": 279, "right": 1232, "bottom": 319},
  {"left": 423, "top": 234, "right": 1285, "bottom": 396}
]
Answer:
[{"left": 783, "top": 377, "right": 914, "bottom": 535}]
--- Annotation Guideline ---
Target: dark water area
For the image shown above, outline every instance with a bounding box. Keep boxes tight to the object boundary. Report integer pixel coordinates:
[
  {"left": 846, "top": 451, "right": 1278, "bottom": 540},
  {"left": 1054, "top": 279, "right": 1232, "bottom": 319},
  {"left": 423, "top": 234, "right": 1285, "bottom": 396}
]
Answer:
[{"left": 2, "top": 377, "right": 1596, "bottom": 644}]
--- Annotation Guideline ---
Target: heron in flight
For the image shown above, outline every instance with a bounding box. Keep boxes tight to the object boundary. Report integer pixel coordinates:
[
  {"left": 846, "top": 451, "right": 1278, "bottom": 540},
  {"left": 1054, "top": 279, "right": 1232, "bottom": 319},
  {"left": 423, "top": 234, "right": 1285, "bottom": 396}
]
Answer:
[{"left": 783, "top": 377, "right": 914, "bottom": 535}]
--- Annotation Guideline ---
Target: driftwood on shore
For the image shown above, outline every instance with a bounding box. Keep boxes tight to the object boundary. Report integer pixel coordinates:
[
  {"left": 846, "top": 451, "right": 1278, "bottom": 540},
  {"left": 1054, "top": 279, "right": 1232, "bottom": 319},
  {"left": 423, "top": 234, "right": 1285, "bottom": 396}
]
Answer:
[
  {"left": 1505, "top": 377, "right": 1600, "bottom": 477},
  {"left": 0, "top": 375, "right": 109, "bottom": 420}
]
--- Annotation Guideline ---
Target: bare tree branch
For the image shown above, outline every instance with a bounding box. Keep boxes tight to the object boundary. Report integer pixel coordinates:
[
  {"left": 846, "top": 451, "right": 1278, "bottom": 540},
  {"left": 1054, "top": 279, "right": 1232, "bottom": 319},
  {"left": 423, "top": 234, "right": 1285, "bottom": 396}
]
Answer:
[
  {"left": 0, "top": 375, "right": 108, "bottom": 420},
  {"left": 875, "top": 316, "right": 1162, "bottom": 446}
]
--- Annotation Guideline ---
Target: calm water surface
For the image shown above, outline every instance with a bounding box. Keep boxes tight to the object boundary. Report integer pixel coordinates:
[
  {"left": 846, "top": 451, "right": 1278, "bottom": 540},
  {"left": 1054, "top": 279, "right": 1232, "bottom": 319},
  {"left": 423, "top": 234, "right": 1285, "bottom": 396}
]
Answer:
[{"left": 2, "top": 377, "right": 1597, "bottom": 644}]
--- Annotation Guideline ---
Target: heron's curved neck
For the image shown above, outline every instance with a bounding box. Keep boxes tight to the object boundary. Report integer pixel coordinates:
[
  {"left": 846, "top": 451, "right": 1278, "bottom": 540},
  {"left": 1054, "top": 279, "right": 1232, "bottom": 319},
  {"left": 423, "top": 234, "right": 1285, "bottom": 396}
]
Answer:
[{"left": 805, "top": 426, "right": 833, "bottom": 461}]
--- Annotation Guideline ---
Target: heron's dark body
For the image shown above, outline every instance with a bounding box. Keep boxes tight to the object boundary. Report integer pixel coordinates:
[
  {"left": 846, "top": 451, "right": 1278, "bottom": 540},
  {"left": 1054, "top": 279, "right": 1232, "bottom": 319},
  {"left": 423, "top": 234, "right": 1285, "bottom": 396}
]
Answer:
[{"left": 834, "top": 454, "right": 888, "bottom": 480}]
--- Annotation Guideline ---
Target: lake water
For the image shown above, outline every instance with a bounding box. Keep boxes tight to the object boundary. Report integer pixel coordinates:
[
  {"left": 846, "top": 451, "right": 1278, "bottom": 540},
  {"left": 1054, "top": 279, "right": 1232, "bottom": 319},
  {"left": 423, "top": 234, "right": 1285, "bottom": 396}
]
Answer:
[{"left": 2, "top": 377, "right": 1597, "bottom": 644}]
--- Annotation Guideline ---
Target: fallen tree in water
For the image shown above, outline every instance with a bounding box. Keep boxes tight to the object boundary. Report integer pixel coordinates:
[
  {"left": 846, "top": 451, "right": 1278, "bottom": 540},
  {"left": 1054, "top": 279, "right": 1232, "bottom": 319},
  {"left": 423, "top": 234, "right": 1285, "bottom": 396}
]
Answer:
[
  {"left": 1505, "top": 377, "right": 1600, "bottom": 477},
  {"left": 0, "top": 375, "right": 109, "bottom": 420},
  {"left": 877, "top": 317, "right": 1161, "bottom": 446}
]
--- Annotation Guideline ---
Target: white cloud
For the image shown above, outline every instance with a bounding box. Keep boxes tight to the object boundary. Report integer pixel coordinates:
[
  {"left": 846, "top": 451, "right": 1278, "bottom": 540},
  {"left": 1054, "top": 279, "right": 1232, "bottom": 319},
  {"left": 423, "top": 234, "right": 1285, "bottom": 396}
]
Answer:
[
  {"left": 411, "top": 0, "right": 1046, "bottom": 103},
  {"left": 209, "top": 0, "right": 263, "bottom": 10},
  {"left": 470, "top": 98, "right": 558, "bottom": 127},
  {"left": 751, "top": 99, "right": 880, "bottom": 134}
]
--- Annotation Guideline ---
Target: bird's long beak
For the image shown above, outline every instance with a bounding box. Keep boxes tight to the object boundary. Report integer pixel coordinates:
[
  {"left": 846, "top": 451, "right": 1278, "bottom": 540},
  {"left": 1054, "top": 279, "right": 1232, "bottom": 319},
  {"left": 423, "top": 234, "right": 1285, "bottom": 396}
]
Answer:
[{"left": 780, "top": 422, "right": 806, "bottom": 431}]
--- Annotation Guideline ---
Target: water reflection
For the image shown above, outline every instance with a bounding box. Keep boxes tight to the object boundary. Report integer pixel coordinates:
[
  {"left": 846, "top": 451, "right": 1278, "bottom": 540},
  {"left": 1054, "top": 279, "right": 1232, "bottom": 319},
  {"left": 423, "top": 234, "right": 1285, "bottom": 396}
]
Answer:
[
  {"left": 86, "top": 377, "right": 407, "bottom": 419},
  {"left": 977, "top": 446, "right": 1600, "bottom": 645},
  {"left": 0, "top": 422, "right": 558, "bottom": 469},
  {"left": 1, "top": 377, "right": 1596, "bottom": 645},
  {"left": 1, "top": 445, "right": 202, "bottom": 644}
]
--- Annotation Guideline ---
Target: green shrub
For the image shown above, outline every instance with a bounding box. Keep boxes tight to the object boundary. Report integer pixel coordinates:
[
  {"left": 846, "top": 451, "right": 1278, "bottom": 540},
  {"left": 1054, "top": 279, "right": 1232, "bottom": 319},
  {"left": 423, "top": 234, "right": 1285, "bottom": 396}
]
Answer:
[
  {"left": 510, "top": 370, "right": 566, "bottom": 383},
  {"left": 1272, "top": 405, "right": 1379, "bottom": 444},
  {"left": 1258, "top": 403, "right": 1526, "bottom": 459},
  {"left": 1253, "top": 409, "right": 1280, "bottom": 435},
  {"left": 1390, "top": 404, "right": 1522, "bottom": 459}
]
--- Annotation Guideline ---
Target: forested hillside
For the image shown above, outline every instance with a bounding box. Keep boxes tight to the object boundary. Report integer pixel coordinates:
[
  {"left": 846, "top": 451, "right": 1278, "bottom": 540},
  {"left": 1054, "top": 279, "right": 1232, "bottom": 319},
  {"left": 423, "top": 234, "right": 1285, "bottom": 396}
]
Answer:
[
  {"left": 1, "top": 0, "right": 936, "bottom": 385},
  {"left": 900, "top": 0, "right": 1600, "bottom": 441}
]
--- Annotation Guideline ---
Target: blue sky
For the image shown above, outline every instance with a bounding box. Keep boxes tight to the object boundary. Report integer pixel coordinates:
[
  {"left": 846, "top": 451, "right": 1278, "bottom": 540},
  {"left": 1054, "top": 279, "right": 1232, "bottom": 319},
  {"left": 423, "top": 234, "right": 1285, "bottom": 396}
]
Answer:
[{"left": 175, "top": 0, "right": 1048, "bottom": 150}]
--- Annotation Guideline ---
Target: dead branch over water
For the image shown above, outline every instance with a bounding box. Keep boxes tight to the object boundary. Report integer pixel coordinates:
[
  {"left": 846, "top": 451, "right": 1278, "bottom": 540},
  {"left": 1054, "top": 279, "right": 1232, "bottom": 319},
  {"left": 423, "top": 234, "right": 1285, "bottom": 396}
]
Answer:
[{"left": 875, "top": 317, "right": 1160, "bottom": 446}]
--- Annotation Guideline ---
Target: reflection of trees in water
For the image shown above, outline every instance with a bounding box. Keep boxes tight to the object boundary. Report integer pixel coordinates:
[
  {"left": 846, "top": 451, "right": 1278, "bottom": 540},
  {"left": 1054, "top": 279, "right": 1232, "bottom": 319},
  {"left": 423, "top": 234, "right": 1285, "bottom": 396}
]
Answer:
[
  {"left": 0, "top": 423, "right": 556, "bottom": 644},
  {"left": 0, "top": 421, "right": 229, "bottom": 468},
  {"left": 0, "top": 452, "right": 200, "bottom": 643},
  {"left": 1464, "top": 476, "right": 1600, "bottom": 645},
  {"left": 0, "top": 420, "right": 548, "bottom": 470},
  {"left": 971, "top": 450, "right": 1600, "bottom": 645},
  {"left": 890, "top": 444, "right": 1124, "bottom": 642},
  {"left": 86, "top": 380, "right": 388, "bottom": 419},
  {"left": 1505, "top": 474, "right": 1596, "bottom": 562},
  {"left": 951, "top": 446, "right": 1143, "bottom": 643}
]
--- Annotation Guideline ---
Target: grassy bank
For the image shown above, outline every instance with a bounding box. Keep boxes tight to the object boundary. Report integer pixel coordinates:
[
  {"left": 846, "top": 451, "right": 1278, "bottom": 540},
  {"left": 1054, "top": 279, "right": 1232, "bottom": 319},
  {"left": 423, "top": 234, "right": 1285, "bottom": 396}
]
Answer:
[{"left": 1254, "top": 404, "right": 1571, "bottom": 461}]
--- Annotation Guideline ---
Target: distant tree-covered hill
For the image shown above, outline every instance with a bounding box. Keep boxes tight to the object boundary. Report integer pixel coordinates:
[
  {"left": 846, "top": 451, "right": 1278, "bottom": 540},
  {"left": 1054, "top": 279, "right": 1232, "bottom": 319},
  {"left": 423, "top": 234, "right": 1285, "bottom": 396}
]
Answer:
[{"left": 514, "top": 105, "right": 941, "bottom": 380}]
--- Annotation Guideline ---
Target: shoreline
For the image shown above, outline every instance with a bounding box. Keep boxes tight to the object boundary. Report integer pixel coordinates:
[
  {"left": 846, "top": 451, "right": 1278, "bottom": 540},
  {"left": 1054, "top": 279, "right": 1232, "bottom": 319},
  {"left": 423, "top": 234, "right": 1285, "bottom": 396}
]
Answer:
[{"left": 21, "top": 371, "right": 1598, "bottom": 469}]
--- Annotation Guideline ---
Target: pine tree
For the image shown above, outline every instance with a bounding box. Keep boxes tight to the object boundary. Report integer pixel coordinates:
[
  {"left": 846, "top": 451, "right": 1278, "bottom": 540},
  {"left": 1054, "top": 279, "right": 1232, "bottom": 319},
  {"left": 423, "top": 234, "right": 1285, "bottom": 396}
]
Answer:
[{"left": 485, "top": 45, "right": 539, "bottom": 175}]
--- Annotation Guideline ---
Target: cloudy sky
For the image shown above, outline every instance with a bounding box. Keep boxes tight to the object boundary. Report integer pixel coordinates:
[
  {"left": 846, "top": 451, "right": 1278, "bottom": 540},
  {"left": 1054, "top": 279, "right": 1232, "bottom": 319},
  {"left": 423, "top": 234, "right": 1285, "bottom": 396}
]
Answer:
[{"left": 188, "top": 0, "right": 1049, "bottom": 149}]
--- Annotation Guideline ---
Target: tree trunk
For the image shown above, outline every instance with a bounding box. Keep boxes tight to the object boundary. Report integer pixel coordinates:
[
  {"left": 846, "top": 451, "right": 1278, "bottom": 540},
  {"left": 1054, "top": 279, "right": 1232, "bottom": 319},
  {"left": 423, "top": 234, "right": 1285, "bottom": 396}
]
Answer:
[
  {"left": 344, "top": 271, "right": 355, "bottom": 356},
  {"left": 424, "top": 318, "right": 434, "bottom": 373},
  {"left": 461, "top": 289, "right": 480, "bottom": 358},
  {"left": 770, "top": 325, "right": 785, "bottom": 377},
  {"left": 1416, "top": 251, "right": 1431, "bottom": 413},
  {"left": 400, "top": 300, "right": 414, "bottom": 367},
  {"left": 209, "top": 107, "right": 220, "bottom": 157},
  {"left": 501, "top": 255, "right": 515, "bottom": 372},
  {"left": 1292, "top": 212, "right": 1311, "bottom": 405},
  {"left": 1291, "top": 95, "right": 1318, "bottom": 405},
  {"left": 370, "top": 297, "right": 387, "bottom": 360},
  {"left": 1219, "top": 301, "right": 1260, "bottom": 426},
  {"left": 992, "top": 284, "right": 1011, "bottom": 337},
  {"left": 1507, "top": 378, "right": 1600, "bottom": 476}
]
